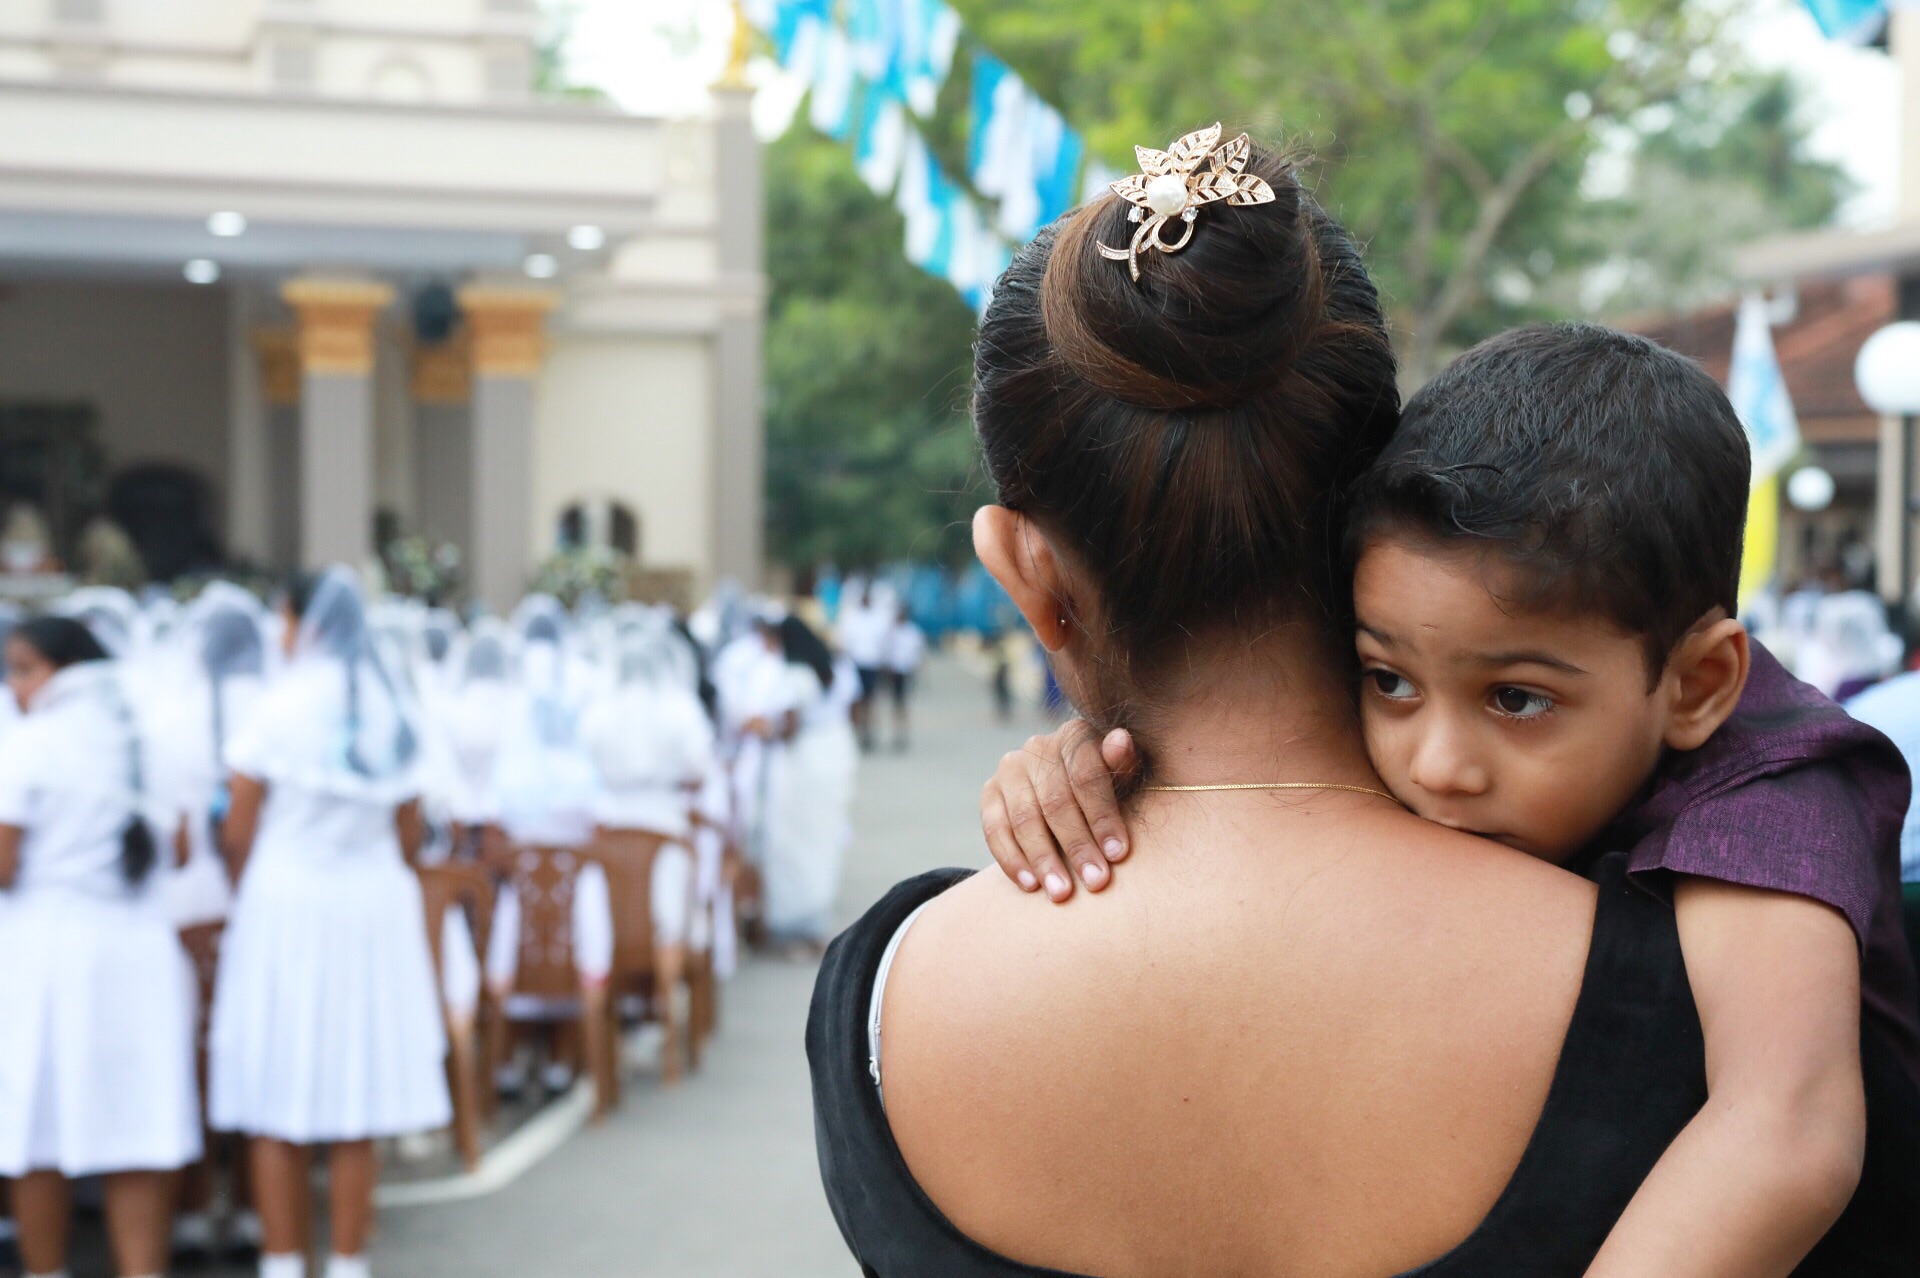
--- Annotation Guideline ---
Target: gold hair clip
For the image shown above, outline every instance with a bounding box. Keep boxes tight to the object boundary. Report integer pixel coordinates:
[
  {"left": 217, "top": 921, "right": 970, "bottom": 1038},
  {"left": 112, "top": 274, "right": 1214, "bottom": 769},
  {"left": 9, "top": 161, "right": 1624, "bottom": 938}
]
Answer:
[{"left": 1099, "top": 123, "right": 1276, "bottom": 282}]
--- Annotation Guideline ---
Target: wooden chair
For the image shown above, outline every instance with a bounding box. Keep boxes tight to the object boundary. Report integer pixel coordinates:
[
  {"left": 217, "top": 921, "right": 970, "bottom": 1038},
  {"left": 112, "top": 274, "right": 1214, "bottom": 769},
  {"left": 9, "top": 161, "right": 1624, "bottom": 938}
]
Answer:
[
  {"left": 589, "top": 828, "right": 694, "bottom": 1102},
  {"left": 419, "top": 861, "right": 495, "bottom": 1171},
  {"left": 486, "top": 844, "right": 599, "bottom": 1109}
]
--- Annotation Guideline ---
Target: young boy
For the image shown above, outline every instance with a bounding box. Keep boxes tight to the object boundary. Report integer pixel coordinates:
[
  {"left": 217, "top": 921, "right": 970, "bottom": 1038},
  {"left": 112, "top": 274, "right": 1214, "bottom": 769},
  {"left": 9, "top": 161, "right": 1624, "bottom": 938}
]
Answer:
[{"left": 981, "top": 323, "right": 1919, "bottom": 1275}]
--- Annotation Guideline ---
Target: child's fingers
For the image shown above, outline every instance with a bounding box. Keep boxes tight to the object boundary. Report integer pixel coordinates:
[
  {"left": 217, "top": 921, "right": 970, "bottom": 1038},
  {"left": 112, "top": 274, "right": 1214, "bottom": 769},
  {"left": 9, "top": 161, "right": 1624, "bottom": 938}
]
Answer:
[
  {"left": 1059, "top": 725, "right": 1129, "bottom": 866},
  {"left": 1000, "top": 750, "right": 1076, "bottom": 902},
  {"left": 981, "top": 781, "right": 1041, "bottom": 893},
  {"left": 1032, "top": 725, "right": 1112, "bottom": 893},
  {"left": 1100, "top": 727, "right": 1140, "bottom": 779}
]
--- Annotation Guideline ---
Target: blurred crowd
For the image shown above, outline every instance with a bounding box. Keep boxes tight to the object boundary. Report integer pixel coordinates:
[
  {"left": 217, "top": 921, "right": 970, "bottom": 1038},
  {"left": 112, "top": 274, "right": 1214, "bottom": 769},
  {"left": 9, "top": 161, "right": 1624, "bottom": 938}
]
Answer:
[{"left": 0, "top": 568, "right": 876, "bottom": 1278}]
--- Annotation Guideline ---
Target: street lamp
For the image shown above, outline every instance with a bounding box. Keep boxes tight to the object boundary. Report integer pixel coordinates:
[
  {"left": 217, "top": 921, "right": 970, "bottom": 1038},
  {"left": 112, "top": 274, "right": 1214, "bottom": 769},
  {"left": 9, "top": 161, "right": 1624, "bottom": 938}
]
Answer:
[
  {"left": 1787, "top": 466, "right": 1836, "bottom": 513},
  {"left": 1857, "top": 321, "right": 1920, "bottom": 635}
]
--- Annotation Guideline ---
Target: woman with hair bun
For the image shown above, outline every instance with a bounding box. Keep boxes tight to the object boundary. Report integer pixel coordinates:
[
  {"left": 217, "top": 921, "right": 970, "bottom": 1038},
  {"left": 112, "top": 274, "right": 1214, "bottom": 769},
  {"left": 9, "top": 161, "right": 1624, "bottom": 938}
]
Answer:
[
  {"left": 808, "top": 127, "right": 1812, "bottom": 1276},
  {"left": 0, "top": 615, "right": 200, "bottom": 1278},
  {"left": 210, "top": 566, "right": 449, "bottom": 1278}
]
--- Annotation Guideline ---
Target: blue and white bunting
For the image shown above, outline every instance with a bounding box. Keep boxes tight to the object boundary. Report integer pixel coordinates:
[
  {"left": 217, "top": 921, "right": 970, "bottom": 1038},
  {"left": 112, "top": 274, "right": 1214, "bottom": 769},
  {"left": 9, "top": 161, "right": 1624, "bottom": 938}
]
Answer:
[
  {"left": 756, "top": 1, "right": 1088, "bottom": 312},
  {"left": 854, "top": 88, "right": 909, "bottom": 196},
  {"left": 807, "top": 22, "right": 859, "bottom": 140}
]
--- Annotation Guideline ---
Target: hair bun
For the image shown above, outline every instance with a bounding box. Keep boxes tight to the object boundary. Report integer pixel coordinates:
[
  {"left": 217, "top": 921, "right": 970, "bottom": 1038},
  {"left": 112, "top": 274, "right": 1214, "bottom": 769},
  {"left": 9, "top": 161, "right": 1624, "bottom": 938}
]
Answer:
[{"left": 1040, "top": 143, "right": 1323, "bottom": 413}]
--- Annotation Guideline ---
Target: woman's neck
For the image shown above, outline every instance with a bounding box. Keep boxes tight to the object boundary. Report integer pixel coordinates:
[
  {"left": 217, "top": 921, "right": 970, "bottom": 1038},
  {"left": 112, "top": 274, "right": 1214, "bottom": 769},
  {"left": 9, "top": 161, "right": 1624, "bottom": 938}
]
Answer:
[{"left": 1114, "top": 625, "right": 1380, "bottom": 793}]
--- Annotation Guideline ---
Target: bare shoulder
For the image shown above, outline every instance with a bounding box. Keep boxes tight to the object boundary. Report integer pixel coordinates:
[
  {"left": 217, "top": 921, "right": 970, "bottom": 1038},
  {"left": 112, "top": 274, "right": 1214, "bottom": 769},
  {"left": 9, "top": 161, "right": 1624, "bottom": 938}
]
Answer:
[{"left": 876, "top": 810, "right": 1598, "bottom": 1275}]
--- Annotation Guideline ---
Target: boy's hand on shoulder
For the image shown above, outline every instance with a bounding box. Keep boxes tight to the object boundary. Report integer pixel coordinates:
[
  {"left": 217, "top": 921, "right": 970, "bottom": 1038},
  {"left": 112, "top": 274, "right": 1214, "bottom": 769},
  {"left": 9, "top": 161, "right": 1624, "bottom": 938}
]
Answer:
[
  {"left": 1584, "top": 875, "right": 1864, "bottom": 1278},
  {"left": 980, "top": 719, "right": 1137, "bottom": 902}
]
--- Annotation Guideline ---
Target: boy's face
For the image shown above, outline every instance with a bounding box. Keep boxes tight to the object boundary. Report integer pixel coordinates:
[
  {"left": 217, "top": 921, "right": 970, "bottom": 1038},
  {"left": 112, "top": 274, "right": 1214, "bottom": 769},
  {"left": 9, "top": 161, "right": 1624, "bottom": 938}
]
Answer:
[{"left": 1352, "top": 537, "right": 1673, "bottom": 864}]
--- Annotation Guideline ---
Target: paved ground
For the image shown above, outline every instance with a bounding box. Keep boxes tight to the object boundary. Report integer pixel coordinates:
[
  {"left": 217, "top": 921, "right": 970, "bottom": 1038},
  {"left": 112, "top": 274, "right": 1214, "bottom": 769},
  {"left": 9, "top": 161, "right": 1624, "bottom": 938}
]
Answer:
[{"left": 374, "top": 655, "right": 1048, "bottom": 1277}]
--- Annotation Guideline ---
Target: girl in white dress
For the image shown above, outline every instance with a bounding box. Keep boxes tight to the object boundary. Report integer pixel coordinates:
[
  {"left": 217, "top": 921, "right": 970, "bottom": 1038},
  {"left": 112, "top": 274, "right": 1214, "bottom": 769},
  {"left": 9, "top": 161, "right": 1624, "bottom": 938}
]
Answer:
[
  {"left": 0, "top": 616, "right": 201, "bottom": 1278},
  {"left": 151, "top": 584, "right": 271, "bottom": 931},
  {"left": 580, "top": 622, "right": 715, "bottom": 954},
  {"left": 761, "top": 617, "right": 859, "bottom": 947},
  {"left": 209, "top": 567, "right": 449, "bottom": 1278}
]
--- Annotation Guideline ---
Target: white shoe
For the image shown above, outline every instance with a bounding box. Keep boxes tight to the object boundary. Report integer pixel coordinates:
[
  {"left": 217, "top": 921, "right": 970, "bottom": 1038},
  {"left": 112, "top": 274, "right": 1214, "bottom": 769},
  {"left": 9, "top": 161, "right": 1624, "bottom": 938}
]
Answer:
[
  {"left": 260, "top": 1249, "right": 306, "bottom": 1278},
  {"left": 325, "top": 1253, "right": 372, "bottom": 1278}
]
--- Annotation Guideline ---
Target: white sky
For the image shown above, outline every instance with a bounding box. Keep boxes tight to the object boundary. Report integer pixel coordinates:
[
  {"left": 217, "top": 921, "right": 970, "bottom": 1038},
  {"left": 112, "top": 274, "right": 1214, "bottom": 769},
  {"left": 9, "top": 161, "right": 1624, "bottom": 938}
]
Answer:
[{"left": 562, "top": 0, "right": 1903, "bottom": 226}]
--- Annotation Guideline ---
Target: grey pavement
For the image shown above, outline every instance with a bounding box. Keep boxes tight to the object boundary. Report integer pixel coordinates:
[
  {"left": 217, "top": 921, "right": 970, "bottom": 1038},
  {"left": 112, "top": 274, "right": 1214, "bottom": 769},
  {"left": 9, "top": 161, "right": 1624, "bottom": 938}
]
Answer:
[{"left": 374, "top": 656, "right": 1048, "bottom": 1277}]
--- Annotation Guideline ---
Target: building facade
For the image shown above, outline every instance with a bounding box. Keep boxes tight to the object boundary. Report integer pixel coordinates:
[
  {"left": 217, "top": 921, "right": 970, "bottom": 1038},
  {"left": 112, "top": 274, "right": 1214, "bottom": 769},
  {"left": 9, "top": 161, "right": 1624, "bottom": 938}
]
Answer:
[
  {"left": 0, "top": 0, "right": 764, "bottom": 608},
  {"left": 1737, "top": 6, "right": 1919, "bottom": 606}
]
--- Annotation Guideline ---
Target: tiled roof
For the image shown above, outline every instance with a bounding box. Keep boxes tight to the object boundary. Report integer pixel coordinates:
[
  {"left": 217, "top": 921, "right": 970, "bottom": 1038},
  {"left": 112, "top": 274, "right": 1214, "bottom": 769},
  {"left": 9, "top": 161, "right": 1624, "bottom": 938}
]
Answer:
[{"left": 1628, "top": 275, "right": 1896, "bottom": 443}]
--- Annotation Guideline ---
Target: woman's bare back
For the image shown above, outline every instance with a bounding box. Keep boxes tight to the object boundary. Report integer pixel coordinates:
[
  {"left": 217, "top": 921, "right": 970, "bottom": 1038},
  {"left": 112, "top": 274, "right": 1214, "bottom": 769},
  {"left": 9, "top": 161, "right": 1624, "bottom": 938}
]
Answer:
[{"left": 880, "top": 800, "right": 1595, "bottom": 1278}]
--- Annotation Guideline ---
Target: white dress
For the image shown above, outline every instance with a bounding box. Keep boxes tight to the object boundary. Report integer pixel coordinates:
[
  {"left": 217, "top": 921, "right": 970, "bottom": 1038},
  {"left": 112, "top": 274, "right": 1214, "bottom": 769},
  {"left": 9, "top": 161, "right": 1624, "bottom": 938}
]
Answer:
[
  {"left": 762, "top": 663, "right": 859, "bottom": 941},
  {"left": 147, "top": 672, "right": 264, "bottom": 929},
  {"left": 208, "top": 662, "right": 450, "bottom": 1143},
  {"left": 713, "top": 637, "right": 795, "bottom": 864},
  {"left": 0, "top": 663, "right": 202, "bottom": 1176},
  {"left": 581, "top": 680, "right": 715, "bottom": 946}
]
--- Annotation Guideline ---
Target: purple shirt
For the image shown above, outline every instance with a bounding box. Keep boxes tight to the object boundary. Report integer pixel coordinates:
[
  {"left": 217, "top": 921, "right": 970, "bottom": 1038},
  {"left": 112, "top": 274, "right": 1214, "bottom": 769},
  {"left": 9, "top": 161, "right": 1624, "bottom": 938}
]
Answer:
[{"left": 1590, "top": 643, "right": 1920, "bottom": 1079}]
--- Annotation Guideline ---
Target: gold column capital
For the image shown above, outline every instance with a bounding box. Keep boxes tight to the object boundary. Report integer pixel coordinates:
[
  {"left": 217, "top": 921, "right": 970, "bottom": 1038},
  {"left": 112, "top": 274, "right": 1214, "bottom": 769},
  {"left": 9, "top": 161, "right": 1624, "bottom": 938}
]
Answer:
[
  {"left": 280, "top": 277, "right": 395, "bottom": 376},
  {"left": 457, "top": 285, "right": 560, "bottom": 378},
  {"left": 252, "top": 327, "right": 301, "bottom": 407}
]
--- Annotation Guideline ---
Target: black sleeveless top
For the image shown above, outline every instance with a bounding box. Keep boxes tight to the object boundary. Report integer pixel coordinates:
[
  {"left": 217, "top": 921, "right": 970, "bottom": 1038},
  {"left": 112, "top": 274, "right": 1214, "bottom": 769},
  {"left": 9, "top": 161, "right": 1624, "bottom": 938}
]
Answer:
[{"left": 809, "top": 854, "right": 1920, "bottom": 1277}]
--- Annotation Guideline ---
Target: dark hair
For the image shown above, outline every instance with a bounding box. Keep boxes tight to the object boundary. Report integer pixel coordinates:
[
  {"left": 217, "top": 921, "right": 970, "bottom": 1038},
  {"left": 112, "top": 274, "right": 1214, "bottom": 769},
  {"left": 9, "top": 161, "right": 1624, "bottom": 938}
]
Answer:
[
  {"left": 10, "top": 616, "right": 155, "bottom": 885},
  {"left": 1349, "top": 323, "right": 1751, "bottom": 684},
  {"left": 974, "top": 133, "right": 1399, "bottom": 720},
  {"left": 779, "top": 615, "right": 836, "bottom": 691},
  {"left": 285, "top": 570, "right": 320, "bottom": 621},
  {"left": 15, "top": 614, "right": 109, "bottom": 668}
]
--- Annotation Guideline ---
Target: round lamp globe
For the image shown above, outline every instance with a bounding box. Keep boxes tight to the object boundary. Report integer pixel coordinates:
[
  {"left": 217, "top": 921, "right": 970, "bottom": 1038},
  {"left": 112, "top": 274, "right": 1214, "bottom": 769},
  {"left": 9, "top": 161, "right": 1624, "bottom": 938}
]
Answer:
[
  {"left": 1786, "top": 466, "right": 1836, "bottom": 513},
  {"left": 1856, "top": 322, "right": 1920, "bottom": 416}
]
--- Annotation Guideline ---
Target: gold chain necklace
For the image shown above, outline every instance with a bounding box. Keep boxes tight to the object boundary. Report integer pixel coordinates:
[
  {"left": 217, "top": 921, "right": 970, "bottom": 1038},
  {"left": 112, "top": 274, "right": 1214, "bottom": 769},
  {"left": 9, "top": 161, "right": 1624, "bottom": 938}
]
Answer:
[{"left": 1141, "top": 781, "right": 1397, "bottom": 801}]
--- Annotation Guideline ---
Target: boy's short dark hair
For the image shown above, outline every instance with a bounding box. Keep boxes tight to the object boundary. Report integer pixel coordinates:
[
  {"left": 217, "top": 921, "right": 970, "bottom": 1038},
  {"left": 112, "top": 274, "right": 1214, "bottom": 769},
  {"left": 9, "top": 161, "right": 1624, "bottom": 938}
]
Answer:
[{"left": 1350, "top": 322, "right": 1750, "bottom": 682}]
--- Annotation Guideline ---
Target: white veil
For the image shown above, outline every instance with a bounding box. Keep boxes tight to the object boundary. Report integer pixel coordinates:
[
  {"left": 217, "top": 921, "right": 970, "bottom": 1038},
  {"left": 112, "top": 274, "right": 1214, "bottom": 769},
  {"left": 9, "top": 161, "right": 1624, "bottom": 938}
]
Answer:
[{"left": 225, "top": 566, "right": 421, "bottom": 802}]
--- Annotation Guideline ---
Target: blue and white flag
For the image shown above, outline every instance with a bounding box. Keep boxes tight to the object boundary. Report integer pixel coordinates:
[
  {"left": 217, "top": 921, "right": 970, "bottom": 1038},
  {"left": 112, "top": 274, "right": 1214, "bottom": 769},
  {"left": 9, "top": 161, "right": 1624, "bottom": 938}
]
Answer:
[
  {"left": 1028, "top": 100, "right": 1084, "bottom": 230},
  {"left": 1729, "top": 291, "right": 1802, "bottom": 477},
  {"left": 771, "top": 0, "right": 831, "bottom": 63},
  {"left": 899, "top": 0, "right": 962, "bottom": 115},
  {"left": 970, "top": 54, "right": 1086, "bottom": 239},
  {"left": 854, "top": 88, "right": 909, "bottom": 195},
  {"left": 845, "top": 0, "right": 898, "bottom": 87},
  {"left": 808, "top": 23, "right": 859, "bottom": 140},
  {"left": 1802, "top": 0, "right": 1889, "bottom": 42},
  {"left": 897, "top": 130, "right": 953, "bottom": 272},
  {"left": 969, "top": 54, "right": 1031, "bottom": 199}
]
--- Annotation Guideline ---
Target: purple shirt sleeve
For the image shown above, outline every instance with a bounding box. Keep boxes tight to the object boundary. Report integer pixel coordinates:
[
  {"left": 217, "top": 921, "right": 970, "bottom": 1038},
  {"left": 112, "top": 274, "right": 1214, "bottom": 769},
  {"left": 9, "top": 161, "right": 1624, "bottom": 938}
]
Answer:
[{"left": 1627, "top": 759, "right": 1881, "bottom": 950}]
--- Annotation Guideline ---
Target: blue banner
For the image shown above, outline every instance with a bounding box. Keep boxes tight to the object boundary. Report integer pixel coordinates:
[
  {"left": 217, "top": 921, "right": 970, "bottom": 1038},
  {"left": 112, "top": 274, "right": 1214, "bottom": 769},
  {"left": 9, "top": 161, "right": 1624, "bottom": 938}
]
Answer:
[{"left": 1802, "top": 0, "right": 1888, "bottom": 42}]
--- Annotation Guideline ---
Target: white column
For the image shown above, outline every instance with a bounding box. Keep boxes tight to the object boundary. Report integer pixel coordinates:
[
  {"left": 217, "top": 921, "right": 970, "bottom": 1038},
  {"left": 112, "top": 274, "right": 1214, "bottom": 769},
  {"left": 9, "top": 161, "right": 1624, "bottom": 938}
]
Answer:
[
  {"left": 281, "top": 277, "right": 394, "bottom": 570},
  {"left": 457, "top": 285, "right": 558, "bottom": 610},
  {"left": 710, "top": 83, "right": 765, "bottom": 589},
  {"left": 1897, "top": 6, "right": 1920, "bottom": 222}
]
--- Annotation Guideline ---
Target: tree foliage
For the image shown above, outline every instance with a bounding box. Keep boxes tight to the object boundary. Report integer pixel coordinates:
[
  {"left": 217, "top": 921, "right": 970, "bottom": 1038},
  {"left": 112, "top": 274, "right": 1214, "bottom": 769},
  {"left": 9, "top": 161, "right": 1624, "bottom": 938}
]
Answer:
[
  {"left": 950, "top": 0, "right": 1845, "bottom": 378},
  {"left": 763, "top": 1, "right": 1854, "bottom": 567},
  {"left": 764, "top": 128, "right": 981, "bottom": 571}
]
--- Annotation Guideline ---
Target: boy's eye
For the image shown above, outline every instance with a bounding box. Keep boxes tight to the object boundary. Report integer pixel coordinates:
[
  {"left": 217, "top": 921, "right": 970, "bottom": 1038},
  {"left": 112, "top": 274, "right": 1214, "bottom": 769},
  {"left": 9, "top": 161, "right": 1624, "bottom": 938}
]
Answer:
[
  {"left": 1367, "top": 669, "right": 1416, "bottom": 700},
  {"left": 1491, "top": 686, "right": 1553, "bottom": 718}
]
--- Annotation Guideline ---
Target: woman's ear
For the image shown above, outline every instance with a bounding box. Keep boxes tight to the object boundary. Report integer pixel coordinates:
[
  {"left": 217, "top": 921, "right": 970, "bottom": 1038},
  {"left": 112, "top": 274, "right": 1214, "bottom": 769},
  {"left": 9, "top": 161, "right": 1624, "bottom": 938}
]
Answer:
[
  {"left": 1662, "top": 615, "right": 1749, "bottom": 752},
  {"left": 973, "top": 506, "right": 1072, "bottom": 652}
]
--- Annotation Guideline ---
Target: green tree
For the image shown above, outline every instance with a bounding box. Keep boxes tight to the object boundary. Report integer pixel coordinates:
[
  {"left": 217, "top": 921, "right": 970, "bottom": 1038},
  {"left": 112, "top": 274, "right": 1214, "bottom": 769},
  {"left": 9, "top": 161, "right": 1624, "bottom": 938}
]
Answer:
[
  {"left": 758, "top": 1, "right": 1851, "bottom": 568},
  {"left": 1547, "top": 68, "right": 1854, "bottom": 318},
  {"left": 950, "top": 0, "right": 1787, "bottom": 379},
  {"left": 764, "top": 127, "right": 981, "bottom": 572}
]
